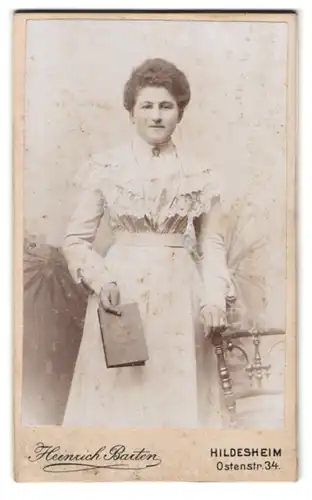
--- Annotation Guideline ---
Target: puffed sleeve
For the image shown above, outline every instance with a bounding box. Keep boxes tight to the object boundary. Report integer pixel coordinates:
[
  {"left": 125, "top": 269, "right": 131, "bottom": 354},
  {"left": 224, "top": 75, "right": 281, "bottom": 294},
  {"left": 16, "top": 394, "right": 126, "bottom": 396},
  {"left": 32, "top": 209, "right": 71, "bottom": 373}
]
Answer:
[
  {"left": 197, "top": 179, "right": 233, "bottom": 311},
  {"left": 62, "top": 162, "right": 114, "bottom": 295}
]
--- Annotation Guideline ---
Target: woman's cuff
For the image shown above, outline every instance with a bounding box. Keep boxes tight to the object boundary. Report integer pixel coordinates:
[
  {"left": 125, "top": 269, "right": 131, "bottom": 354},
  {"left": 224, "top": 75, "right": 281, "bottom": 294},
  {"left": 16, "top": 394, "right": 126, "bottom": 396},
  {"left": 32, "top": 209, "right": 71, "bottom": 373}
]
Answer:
[
  {"left": 75, "top": 265, "right": 115, "bottom": 296},
  {"left": 86, "top": 273, "right": 117, "bottom": 296}
]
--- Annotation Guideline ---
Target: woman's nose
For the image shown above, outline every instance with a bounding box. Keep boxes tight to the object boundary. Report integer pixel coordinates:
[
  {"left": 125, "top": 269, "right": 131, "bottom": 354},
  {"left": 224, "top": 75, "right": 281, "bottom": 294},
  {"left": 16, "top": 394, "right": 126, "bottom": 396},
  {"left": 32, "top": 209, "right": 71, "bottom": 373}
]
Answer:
[
  {"left": 151, "top": 108, "right": 162, "bottom": 122},
  {"left": 152, "top": 117, "right": 162, "bottom": 125}
]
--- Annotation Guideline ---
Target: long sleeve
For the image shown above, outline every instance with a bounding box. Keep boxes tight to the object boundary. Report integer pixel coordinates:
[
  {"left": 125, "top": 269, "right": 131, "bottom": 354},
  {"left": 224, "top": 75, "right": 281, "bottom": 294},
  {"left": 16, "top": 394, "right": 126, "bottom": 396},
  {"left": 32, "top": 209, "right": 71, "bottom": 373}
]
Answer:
[
  {"left": 197, "top": 195, "right": 232, "bottom": 310},
  {"left": 62, "top": 166, "right": 114, "bottom": 295}
]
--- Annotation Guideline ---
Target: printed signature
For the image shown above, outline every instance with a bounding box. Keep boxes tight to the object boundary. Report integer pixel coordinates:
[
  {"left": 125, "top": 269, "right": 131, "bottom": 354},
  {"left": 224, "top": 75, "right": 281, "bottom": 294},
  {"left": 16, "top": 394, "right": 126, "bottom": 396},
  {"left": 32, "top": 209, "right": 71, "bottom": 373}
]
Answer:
[{"left": 28, "top": 442, "right": 162, "bottom": 473}]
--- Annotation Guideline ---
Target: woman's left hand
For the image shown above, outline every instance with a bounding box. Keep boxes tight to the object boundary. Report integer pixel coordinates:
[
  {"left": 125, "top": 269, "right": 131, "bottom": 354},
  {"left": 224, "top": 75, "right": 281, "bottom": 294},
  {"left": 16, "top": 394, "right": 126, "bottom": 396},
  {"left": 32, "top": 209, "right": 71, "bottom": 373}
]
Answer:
[{"left": 200, "top": 304, "right": 227, "bottom": 338}]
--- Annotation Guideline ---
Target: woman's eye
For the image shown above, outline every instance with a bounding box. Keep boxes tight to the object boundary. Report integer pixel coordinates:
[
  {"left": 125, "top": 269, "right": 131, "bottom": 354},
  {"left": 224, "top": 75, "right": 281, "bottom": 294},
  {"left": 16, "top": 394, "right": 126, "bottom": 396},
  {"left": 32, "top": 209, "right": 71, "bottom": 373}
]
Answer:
[
  {"left": 141, "top": 103, "right": 153, "bottom": 109},
  {"left": 161, "top": 102, "right": 174, "bottom": 109}
]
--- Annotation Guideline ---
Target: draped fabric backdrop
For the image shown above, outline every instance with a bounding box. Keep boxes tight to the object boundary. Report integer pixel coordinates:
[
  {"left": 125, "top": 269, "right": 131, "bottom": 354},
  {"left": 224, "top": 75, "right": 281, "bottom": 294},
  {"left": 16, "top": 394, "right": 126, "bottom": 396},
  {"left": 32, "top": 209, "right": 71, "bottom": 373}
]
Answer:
[{"left": 23, "top": 19, "right": 287, "bottom": 425}]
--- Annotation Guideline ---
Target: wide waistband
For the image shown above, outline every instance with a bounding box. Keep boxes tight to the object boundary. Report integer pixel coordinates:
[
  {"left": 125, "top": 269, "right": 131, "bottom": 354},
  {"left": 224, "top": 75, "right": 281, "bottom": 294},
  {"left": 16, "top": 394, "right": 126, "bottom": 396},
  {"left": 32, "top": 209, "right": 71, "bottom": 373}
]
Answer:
[{"left": 114, "top": 232, "right": 185, "bottom": 248}]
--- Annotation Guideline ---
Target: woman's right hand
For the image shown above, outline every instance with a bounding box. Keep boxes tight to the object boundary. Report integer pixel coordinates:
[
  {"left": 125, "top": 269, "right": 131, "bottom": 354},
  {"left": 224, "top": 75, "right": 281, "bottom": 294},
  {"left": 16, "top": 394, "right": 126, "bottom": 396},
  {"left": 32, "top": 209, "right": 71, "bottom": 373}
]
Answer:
[{"left": 100, "top": 282, "right": 121, "bottom": 316}]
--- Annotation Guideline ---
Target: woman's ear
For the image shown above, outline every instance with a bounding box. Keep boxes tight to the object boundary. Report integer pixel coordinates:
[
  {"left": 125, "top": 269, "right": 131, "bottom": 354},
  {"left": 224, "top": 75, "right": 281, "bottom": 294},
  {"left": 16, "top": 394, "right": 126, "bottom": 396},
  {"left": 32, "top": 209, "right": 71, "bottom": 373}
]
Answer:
[{"left": 178, "top": 108, "right": 184, "bottom": 123}]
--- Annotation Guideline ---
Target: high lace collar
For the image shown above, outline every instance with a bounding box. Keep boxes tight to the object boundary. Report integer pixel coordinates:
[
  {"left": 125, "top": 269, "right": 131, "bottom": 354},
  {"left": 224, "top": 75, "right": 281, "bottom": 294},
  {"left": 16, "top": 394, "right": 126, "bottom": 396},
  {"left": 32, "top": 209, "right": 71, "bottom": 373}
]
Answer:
[{"left": 131, "top": 135, "right": 178, "bottom": 162}]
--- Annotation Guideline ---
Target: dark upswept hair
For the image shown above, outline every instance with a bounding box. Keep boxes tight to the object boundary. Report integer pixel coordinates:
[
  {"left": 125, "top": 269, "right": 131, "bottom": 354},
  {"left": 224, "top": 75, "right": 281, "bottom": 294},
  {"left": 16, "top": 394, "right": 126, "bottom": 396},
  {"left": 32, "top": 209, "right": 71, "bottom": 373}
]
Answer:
[{"left": 123, "top": 58, "right": 191, "bottom": 120}]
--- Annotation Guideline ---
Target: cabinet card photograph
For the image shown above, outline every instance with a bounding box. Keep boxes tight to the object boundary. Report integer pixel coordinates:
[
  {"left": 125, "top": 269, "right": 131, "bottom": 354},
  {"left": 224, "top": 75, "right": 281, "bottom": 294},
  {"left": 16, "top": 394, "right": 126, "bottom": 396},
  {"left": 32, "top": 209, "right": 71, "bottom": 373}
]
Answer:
[{"left": 14, "top": 11, "right": 297, "bottom": 481}]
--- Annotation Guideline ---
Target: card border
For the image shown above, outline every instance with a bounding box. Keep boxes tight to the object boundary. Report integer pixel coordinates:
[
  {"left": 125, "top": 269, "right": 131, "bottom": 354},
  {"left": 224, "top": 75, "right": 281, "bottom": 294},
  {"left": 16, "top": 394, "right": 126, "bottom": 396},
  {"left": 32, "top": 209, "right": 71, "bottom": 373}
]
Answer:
[{"left": 13, "top": 10, "right": 298, "bottom": 482}]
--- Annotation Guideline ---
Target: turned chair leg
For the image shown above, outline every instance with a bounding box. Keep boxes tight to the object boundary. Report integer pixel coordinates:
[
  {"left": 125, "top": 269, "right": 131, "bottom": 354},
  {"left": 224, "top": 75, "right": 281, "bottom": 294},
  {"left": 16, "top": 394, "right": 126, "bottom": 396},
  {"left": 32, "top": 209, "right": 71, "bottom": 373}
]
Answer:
[{"left": 211, "top": 330, "right": 237, "bottom": 428}]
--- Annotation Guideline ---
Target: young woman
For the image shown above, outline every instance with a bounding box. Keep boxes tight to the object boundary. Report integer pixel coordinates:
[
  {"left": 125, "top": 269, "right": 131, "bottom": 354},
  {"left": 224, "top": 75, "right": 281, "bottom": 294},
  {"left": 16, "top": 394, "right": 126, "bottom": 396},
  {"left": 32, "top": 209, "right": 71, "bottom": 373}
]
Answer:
[{"left": 62, "top": 58, "right": 232, "bottom": 427}]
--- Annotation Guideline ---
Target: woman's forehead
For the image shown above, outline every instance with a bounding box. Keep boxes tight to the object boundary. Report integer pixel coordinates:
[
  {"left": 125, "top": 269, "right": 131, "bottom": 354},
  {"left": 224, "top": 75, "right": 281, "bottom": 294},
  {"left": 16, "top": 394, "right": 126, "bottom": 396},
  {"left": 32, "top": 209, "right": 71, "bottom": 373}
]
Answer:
[{"left": 136, "top": 86, "right": 176, "bottom": 103}]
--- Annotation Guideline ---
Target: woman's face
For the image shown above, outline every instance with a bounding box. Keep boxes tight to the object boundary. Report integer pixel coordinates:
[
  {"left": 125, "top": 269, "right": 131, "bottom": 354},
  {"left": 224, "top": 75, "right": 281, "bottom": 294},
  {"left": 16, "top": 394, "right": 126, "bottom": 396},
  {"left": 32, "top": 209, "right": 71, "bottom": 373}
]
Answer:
[{"left": 131, "top": 86, "right": 180, "bottom": 146}]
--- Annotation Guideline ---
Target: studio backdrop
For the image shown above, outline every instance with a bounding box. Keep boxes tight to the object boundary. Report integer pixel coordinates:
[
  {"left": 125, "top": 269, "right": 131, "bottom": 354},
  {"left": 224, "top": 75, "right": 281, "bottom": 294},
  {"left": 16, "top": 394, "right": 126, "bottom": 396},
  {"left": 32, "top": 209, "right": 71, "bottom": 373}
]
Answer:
[{"left": 23, "top": 19, "right": 287, "bottom": 426}]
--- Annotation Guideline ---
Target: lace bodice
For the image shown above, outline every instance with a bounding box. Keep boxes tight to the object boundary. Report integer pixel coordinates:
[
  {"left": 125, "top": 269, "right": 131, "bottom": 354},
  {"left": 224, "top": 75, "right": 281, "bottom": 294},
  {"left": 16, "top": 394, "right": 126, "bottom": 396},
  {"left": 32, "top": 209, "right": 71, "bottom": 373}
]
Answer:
[{"left": 80, "top": 139, "right": 220, "bottom": 236}]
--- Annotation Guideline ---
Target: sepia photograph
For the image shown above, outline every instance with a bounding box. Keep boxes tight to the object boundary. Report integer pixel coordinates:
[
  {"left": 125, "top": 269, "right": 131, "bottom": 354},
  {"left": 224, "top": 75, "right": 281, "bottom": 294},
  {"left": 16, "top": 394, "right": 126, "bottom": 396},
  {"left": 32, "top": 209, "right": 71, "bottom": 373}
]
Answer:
[{"left": 14, "top": 11, "right": 297, "bottom": 481}]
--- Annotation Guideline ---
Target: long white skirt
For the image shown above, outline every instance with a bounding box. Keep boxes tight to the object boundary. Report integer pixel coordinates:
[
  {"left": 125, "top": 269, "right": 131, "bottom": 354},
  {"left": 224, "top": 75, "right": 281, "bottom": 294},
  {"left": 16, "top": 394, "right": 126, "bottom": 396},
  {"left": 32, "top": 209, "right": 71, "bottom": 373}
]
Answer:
[{"left": 63, "top": 242, "right": 221, "bottom": 428}]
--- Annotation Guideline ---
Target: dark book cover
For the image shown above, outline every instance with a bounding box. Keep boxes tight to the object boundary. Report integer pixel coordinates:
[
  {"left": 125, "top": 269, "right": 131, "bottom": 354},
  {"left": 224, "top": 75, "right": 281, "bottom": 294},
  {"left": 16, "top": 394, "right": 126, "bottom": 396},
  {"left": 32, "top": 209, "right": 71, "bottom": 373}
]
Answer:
[{"left": 97, "top": 302, "right": 149, "bottom": 368}]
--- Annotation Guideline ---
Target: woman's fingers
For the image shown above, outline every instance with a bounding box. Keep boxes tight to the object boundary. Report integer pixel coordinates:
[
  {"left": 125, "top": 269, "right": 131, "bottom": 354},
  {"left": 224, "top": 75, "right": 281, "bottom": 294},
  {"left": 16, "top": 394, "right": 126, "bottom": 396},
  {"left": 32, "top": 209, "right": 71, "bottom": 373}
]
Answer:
[
  {"left": 213, "top": 309, "right": 227, "bottom": 327},
  {"left": 109, "top": 287, "right": 120, "bottom": 307},
  {"left": 101, "top": 296, "right": 121, "bottom": 316},
  {"left": 204, "top": 324, "right": 212, "bottom": 338},
  {"left": 203, "top": 311, "right": 212, "bottom": 338},
  {"left": 201, "top": 305, "right": 227, "bottom": 338},
  {"left": 99, "top": 283, "right": 121, "bottom": 315},
  {"left": 218, "top": 313, "right": 226, "bottom": 327}
]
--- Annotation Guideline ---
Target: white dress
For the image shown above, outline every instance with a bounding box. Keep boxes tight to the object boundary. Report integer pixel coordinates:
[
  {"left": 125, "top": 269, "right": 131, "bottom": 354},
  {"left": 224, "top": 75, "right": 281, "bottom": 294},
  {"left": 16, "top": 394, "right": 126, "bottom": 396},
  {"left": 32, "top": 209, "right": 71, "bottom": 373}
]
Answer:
[{"left": 62, "top": 138, "right": 231, "bottom": 428}]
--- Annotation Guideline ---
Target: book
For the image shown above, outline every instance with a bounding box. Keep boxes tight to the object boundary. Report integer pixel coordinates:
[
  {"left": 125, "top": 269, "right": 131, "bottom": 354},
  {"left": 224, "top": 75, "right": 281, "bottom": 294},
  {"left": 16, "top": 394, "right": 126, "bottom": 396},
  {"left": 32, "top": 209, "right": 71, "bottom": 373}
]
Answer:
[{"left": 97, "top": 302, "right": 149, "bottom": 368}]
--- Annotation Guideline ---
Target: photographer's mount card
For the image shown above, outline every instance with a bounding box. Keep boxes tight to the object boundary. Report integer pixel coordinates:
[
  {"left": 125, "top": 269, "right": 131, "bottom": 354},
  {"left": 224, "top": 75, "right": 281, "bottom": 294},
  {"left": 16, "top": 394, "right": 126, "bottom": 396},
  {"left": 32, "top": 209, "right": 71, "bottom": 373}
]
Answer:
[{"left": 14, "top": 11, "right": 297, "bottom": 482}]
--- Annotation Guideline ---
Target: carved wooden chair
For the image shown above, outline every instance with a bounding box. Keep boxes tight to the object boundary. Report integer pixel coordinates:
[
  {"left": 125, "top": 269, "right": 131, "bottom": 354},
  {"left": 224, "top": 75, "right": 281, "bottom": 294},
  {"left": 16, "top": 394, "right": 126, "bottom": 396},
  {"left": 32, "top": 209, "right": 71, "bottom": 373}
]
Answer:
[
  {"left": 211, "top": 203, "right": 286, "bottom": 428},
  {"left": 211, "top": 314, "right": 285, "bottom": 428}
]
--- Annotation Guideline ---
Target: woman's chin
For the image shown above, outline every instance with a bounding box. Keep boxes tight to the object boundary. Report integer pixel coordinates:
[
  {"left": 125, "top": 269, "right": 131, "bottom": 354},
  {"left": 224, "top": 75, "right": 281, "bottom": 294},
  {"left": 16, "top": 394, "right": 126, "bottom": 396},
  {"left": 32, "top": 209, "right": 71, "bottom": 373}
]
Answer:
[{"left": 145, "top": 134, "right": 171, "bottom": 145}]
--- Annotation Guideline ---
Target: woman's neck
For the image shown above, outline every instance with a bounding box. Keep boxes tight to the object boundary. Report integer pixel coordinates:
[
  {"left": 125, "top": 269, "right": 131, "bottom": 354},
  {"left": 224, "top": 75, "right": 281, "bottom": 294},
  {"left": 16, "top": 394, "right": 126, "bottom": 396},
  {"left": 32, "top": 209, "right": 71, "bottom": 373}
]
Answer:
[{"left": 132, "top": 135, "right": 176, "bottom": 158}]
